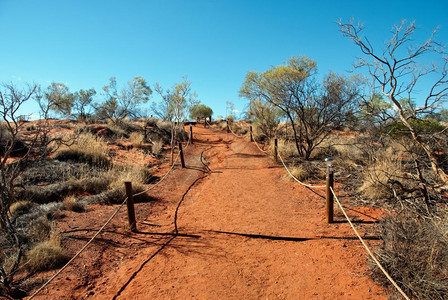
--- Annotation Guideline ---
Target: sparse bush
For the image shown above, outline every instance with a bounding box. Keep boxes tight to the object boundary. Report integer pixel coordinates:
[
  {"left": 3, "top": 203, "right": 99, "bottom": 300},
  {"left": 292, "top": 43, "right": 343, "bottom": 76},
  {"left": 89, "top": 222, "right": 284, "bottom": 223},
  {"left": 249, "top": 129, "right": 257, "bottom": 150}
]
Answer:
[
  {"left": 273, "top": 139, "right": 297, "bottom": 160},
  {"left": 25, "top": 232, "right": 68, "bottom": 272},
  {"left": 371, "top": 207, "right": 448, "bottom": 299},
  {"left": 63, "top": 195, "right": 85, "bottom": 212},
  {"left": 54, "top": 132, "right": 110, "bottom": 167},
  {"left": 108, "top": 165, "right": 153, "bottom": 198}
]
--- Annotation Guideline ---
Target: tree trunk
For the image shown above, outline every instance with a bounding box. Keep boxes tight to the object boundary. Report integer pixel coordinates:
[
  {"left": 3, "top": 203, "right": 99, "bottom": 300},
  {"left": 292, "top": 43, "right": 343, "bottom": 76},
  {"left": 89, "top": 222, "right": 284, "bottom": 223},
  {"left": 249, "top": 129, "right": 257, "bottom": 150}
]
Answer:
[{"left": 286, "top": 113, "right": 303, "bottom": 157}]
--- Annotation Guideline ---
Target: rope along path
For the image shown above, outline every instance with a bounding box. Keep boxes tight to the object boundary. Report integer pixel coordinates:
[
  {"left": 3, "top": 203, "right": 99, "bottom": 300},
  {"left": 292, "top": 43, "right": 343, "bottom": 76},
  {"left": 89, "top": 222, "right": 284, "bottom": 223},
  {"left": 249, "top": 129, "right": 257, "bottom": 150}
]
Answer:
[
  {"left": 28, "top": 139, "right": 190, "bottom": 299},
  {"left": 228, "top": 124, "right": 249, "bottom": 138},
  {"left": 277, "top": 151, "right": 326, "bottom": 189},
  {"left": 330, "top": 187, "right": 410, "bottom": 300}
]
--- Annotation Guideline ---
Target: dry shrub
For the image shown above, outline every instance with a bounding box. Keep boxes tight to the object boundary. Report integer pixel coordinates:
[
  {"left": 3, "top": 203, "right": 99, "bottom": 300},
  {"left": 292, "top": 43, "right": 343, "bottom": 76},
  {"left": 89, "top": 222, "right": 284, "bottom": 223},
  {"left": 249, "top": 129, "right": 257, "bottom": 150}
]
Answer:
[
  {"left": 129, "top": 132, "right": 144, "bottom": 147},
  {"left": 359, "top": 150, "right": 405, "bottom": 200},
  {"left": 151, "top": 139, "right": 163, "bottom": 155},
  {"left": 54, "top": 132, "right": 109, "bottom": 167},
  {"left": 108, "top": 165, "right": 152, "bottom": 195},
  {"left": 63, "top": 195, "right": 85, "bottom": 212},
  {"left": 371, "top": 207, "right": 448, "bottom": 299},
  {"left": 283, "top": 161, "right": 325, "bottom": 182},
  {"left": 25, "top": 232, "right": 68, "bottom": 272}
]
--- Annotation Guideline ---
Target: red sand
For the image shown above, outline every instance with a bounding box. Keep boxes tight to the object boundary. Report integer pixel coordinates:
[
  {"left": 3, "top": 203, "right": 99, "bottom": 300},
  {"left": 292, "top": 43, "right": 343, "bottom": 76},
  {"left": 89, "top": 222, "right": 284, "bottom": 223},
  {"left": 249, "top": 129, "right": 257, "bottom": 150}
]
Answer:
[{"left": 31, "top": 126, "right": 386, "bottom": 299}]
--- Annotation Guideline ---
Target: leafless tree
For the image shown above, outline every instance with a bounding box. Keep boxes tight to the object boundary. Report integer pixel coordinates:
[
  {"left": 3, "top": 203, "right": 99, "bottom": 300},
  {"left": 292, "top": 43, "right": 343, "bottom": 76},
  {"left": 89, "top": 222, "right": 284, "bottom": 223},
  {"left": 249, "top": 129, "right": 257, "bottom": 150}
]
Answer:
[
  {"left": 338, "top": 19, "right": 448, "bottom": 184},
  {"left": 0, "top": 83, "right": 66, "bottom": 293}
]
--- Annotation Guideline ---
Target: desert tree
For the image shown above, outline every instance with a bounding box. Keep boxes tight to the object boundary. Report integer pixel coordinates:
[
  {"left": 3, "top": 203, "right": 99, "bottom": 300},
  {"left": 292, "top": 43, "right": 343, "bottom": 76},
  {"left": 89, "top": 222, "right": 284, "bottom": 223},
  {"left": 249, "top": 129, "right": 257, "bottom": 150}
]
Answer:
[
  {"left": 153, "top": 77, "right": 196, "bottom": 162},
  {"left": 247, "top": 99, "right": 282, "bottom": 140},
  {"left": 338, "top": 19, "right": 448, "bottom": 185},
  {"left": 73, "top": 88, "right": 96, "bottom": 122},
  {"left": 38, "top": 82, "right": 75, "bottom": 118},
  {"left": 190, "top": 103, "right": 213, "bottom": 126},
  {"left": 240, "top": 56, "right": 360, "bottom": 159},
  {"left": 96, "top": 76, "right": 152, "bottom": 123}
]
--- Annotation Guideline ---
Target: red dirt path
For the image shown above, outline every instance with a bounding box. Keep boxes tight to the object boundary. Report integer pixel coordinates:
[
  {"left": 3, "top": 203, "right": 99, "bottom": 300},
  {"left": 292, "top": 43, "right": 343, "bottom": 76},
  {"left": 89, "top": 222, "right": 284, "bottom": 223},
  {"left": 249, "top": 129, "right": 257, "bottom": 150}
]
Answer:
[{"left": 31, "top": 126, "right": 386, "bottom": 299}]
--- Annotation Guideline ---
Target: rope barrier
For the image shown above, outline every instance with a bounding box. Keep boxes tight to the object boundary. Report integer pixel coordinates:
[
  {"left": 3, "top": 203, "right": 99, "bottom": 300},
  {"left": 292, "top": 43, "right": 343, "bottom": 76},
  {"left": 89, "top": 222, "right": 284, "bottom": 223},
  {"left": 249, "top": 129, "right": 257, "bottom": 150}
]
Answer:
[
  {"left": 28, "top": 138, "right": 191, "bottom": 299},
  {"left": 330, "top": 187, "right": 410, "bottom": 300},
  {"left": 228, "top": 124, "right": 249, "bottom": 138},
  {"left": 253, "top": 139, "right": 269, "bottom": 153},
  {"left": 277, "top": 151, "right": 326, "bottom": 189}
]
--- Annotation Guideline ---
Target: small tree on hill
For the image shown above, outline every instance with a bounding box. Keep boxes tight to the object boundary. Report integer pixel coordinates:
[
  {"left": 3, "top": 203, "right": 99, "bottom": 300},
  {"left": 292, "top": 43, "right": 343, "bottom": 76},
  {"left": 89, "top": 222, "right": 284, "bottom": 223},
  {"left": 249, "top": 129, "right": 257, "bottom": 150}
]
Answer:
[
  {"left": 96, "top": 76, "right": 152, "bottom": 123},
  {"left": 190, "top": 104, "right": 213, "bottom": 126},
  {"left": 73, "top": 88, "right": 96, "bottom": 122}
]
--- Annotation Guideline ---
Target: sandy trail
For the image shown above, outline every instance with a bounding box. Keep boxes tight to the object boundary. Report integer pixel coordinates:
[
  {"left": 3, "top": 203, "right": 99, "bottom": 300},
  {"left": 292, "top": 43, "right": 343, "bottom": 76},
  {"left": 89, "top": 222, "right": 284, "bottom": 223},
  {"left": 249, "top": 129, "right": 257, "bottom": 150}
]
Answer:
[{"left": 33, "top": 126, "right": 385, "bottom": 299}]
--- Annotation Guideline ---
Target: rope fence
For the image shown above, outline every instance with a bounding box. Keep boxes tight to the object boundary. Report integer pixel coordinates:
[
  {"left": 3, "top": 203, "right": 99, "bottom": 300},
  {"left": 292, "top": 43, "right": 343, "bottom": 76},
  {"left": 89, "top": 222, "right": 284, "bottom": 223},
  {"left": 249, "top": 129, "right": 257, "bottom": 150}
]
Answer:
[
  {"left": 242, "top": 124, "right": 410, "bottom": 299},
  {"left": 28, "top": 137, "right": 191, "bottom": 299},
  {"left": 330, "top": 187, "right": 410, "bottom": 300}
]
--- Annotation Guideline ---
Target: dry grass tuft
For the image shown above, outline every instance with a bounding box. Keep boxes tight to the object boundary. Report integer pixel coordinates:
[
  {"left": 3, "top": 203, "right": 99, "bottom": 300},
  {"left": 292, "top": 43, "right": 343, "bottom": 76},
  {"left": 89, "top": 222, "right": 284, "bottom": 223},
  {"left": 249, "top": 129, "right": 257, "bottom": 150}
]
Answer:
[
  {"left": 359, "top": 150, "right": 405, "bottom": 200},
  {"left": 63, "top": 195, "right": 85, "bottom": 212},
  {"left": 129, "top": 132, "right": 144, "bottom": 148},
  {"left": 151, "top": 139, "right": 163, "bottom": 155},
  {"left": 271, "top": 139, "right": 297, "bottom": 160},
  {"left": 108, "top": 165, "right": 152, "bottom": 195},
  {"left": 283, "top": 161, "right": 325, "bottom": 182},
  {"left": 25, "top": 232, "right": 68, "bottom": 272},
  {"left": 54, "top": 132, "right": 109, "bottom": 167}
]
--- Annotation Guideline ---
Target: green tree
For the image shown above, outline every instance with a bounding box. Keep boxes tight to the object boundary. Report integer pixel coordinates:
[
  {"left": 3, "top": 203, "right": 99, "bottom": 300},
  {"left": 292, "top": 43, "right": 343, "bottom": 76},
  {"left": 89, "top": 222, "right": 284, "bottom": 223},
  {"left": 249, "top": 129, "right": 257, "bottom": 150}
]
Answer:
[
  {"left": 190, "top": 104, "right": 213, "bottom": 125},
  {"left": 97, "top": 76, "right": 152, "bottom": 123},
  {"left": 38, "top": 82, "right": 75, "bottom": 117},
  {"left": 73, "top": 88, "right": 96, "bottom": 122},
  {"left": 240, "top": 56, "right": 360, "bottom": 159},
  {"left": 153, "top": 77, "right": 196, "bottom": 162},
  {"left": 247, "top": 100, "right": 282, "bottom": 140}
]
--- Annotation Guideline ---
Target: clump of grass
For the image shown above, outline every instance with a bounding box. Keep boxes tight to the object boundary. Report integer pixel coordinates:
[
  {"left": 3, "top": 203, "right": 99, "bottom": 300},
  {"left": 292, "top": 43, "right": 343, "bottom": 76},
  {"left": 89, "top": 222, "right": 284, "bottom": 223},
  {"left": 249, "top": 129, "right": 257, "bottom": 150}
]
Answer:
[
  {"left": 371, "top": 207, "right": 448, "bottom": 299},
  {"left": 25, "top": 232, "right": 68, "bottom": 272},
  {"left": 283, "top": 161, "right": 325, "bottom": 182},
  {"left": 151, "top": 139, "right": 163, "bottom": 155},
  {"left": 63, "top": 195, "right": 85, "bottom": 212},
  {"left": 359, "top": 150, "right": 405, "bottom": 200},
  {"left": 54, "top": 132, "right": 110, "bottom": 167},
  {"left": 107, "top": 165, "right": 153, "bottom": 201},
  {"left": 129, "top": 132, "right": 144, "bottom": 148},
  {"left": 271, "top": 138, "right": 297, "bottom": 160}
]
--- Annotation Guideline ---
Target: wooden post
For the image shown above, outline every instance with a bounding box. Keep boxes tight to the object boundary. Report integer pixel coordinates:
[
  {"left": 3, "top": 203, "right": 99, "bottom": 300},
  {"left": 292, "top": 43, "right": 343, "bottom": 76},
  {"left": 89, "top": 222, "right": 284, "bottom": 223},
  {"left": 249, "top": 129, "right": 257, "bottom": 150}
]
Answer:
[
  {"left": 124, "top": 181, "right": 137, "bottom": 232},
  {"left": 274, "top": 138, "right": 278, "bottom": 162},
  {"left": 250, "top": 126, "right": 254, "bottom": 142},
  {"left": 144, "top": 126, "right": 147, "bottom": 142},
  {"left": 326, "top": 170, "right": 334, "bottom": 223},
  {"left": 179, "top": 142, "right": 186, "bottom": 168},
  {"left": 226, "top": 120, "right": 230, "bottom": 133},
  {"left": 189, "top": 125, "right": 193, "bottom": 144}
]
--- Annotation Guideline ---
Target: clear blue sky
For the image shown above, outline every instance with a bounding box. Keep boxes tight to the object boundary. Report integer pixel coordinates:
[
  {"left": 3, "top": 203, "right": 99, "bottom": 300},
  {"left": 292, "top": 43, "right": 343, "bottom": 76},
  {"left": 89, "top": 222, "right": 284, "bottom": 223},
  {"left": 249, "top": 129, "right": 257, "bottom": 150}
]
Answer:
[{"left": 1, "top": 0, "right": 447, "bottom": 119}]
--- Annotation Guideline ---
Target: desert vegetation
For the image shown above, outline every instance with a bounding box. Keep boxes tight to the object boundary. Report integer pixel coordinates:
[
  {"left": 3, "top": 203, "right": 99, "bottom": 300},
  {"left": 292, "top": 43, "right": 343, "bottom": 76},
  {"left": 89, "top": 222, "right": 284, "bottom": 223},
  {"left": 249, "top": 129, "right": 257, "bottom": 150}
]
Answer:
[
  {"left": 0, "top": 75, "right": 200, "bottom": 297},
  {"left": 238, "top": 20, "right": 448, "bottom": 299}
]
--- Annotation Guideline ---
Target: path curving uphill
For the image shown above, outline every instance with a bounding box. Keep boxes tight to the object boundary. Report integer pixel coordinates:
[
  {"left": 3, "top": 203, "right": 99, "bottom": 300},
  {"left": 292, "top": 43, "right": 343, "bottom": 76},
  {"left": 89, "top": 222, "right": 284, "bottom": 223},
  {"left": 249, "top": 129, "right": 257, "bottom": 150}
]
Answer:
[{"left": 33, "top": 126, "right": 386, "bottom": 299}]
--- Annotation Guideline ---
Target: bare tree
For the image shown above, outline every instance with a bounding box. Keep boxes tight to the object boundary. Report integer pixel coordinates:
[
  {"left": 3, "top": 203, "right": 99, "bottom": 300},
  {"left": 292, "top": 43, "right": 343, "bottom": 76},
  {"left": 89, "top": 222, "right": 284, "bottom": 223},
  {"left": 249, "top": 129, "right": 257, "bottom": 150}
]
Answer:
[
  {"left": 0, "top": 84, "right": 38, "bottom": 292},
  {"left": 338, "top": 19, "right": 448, "bottom": 184}
]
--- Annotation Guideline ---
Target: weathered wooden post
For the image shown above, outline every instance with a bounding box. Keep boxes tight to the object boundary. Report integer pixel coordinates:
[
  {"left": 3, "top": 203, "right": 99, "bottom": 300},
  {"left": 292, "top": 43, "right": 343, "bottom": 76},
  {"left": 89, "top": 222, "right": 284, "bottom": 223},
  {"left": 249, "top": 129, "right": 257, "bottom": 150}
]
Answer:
[
  {"left": 179, "top": 142, "right": 186, "bottom": 168},
  {"left": 274, "top": 138, "right": 278, "bottom": 162},
  {"left": 124, "top": 181, "right": 137, "bottom": 232},
  {"left": 325, "top": 158, "right": 334, "bottom": 223},
  {"left": 250, "top": 126, "right": 254, "bottom": 142},
  {"left": 226, "top": 120, "right": 230, "bottom": 133},
  {"left": 189, "top": 125, "right": 193, "bottom": 144}
]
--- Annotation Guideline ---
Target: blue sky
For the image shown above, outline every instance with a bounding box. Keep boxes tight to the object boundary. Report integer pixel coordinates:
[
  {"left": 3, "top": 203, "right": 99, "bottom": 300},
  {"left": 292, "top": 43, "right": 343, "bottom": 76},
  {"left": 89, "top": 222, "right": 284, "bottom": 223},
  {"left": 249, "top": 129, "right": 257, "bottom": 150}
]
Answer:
[{"left": 1, "top": 0, "right": 447, "bottom": 119}]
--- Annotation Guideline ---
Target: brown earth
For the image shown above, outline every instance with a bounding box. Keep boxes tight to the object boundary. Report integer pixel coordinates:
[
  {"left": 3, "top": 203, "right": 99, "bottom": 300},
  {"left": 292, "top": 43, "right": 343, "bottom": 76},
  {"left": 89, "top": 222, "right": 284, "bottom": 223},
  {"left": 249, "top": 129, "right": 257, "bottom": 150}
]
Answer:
[{"left": 29, "top": 126, "right": 387, "bottom": 299}]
